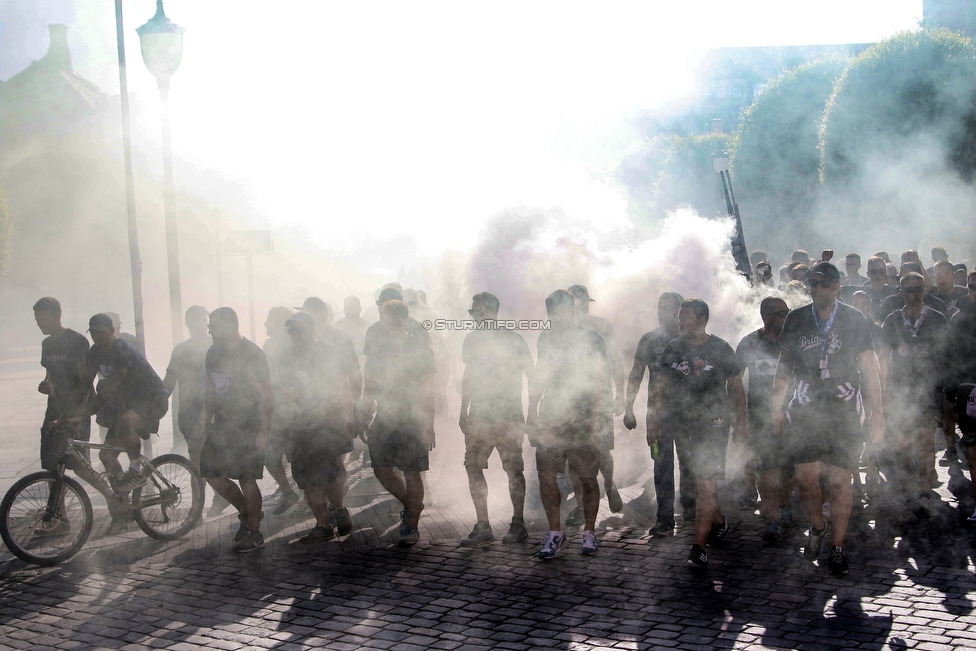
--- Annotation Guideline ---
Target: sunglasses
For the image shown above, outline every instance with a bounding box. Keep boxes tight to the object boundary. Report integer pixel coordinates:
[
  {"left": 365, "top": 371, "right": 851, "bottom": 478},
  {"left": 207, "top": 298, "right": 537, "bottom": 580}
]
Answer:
[
  {"left": 902, "top": 286, "right": 925, "bottom": 294},
  {"left": 807, "top": 278, "right": 834, "bottom": 288},
  {"left": 763, "top": 310, "right": 790, "bottom": 318},
  {"left": 867, "top": 268, "right": 886, "bottom": 276}
]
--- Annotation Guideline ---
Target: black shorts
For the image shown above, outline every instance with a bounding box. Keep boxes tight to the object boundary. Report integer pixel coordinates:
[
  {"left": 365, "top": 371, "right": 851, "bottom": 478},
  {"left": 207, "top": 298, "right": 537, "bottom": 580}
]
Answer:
[
  {"left": 535, "top": 438, "right": 600, "bottom": 478},
  {"left": 199, "top": 427, "right": 264, "bottom": 481},
  {"left": 676, "top": 419, "right": 730, "bottom": 482},
  {"left": 40, "top": 421, "right": 91, "bottom": 472},
  {"left": 787, "top": 393, "right": 864, "bottom": 470},
  {"left": 289, "top": 427, "right": 348, "bottom": 489},
  {"left": 463, "top": 421, "right": 525, "bottom": 473},
  {"left": 368, "top": 417, "right": 429, "bottom": 473}
]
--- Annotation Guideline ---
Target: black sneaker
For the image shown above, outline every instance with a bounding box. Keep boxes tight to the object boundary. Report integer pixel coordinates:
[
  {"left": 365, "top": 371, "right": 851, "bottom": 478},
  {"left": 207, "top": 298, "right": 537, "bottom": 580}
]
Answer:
[
  {"left": 686, "top": 544, "right": 707, "bottom": 569},
  {"left": 939, "top": 449, "right": 957, "bottom": 467},
  {"left": 565, "top": 505, "right": 584, "bottom": 526},
  {"left": 606, "top": 484, "right": 623, "bottom": 513},
  {"left": 648, "top": 521, "right": 675, "bottom": 537},
  {"left": 502, "top": 518, "right": 528, "bottom": 544},
  {"left": 335, "top": 508, "right": 353, "bottom": 536},
  {"left": 113, "top": 466, "right": 151, "bottom": 492},
  {"left": 234, "top": 514, "right": 248, "bottom": 543},
  {"left": 299, "top": 525, "right": 336, "bottom": 544},
  {"left": 737, "top": 489, "right": 759, "bottom": 510},
  {"left": 762, "top": 520, "right": 782, "bottom": 543},
  {"left": 827, "top": 546, "right": 849, "bottom": 575},
  {"left": 233, "top": 530, "right": 264, "bottom": 553},
  {"left": 803, "top": 521, "right": 831, "bottom": 561},
  {"left": 460, "top": 521, "right": 494, "bottom": 547},
  {"left": 705, "top": 518, "right": 730, "bottom": 547}
]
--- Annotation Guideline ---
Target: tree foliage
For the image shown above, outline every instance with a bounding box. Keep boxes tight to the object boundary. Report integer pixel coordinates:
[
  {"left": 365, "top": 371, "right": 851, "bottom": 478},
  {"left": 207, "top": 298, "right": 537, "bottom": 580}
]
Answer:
[{"left": 729, "top": 57, "right": 848, "bottom": 244}]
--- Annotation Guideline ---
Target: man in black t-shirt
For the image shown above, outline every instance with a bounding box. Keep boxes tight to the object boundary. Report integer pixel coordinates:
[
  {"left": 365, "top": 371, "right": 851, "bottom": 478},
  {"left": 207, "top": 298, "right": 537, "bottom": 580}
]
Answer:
[
  {"left": 735, "top": 296, "right": 790, "bottom": 542},
  {"left": 772, "top": 262, "right": 885, "bottom": 576},
  {"left": 32, "top": 299, "right": 124, "bottom": 537},
  {"left": 529, "top": 290, "right": 612, "bottom": 559},
  {"left": 363, "top": 300, "right": 436, "bottom": 547},
  {"left": 649, "top": 299, "right": 747, "bottom": 569},
  {"left": 201, "top": 307, "right": 274, "bottom": 553},
  {"left": 458, "top": 292, "right": 535, "bottom": 547},
  {"left": 85, "top": 314, "right": 169, "bottom": 493},
  {"left": 624, "top": 292, "right": 690, "bottom": 536},
  {"left": 879, "top": 272, "right": 948, "bottom": 514},
  {"left": 277, "top": 311, "right": 359, "bottom": 542},
  {"left": 164, "top": 306, "right": 211, "bottom": 468}
]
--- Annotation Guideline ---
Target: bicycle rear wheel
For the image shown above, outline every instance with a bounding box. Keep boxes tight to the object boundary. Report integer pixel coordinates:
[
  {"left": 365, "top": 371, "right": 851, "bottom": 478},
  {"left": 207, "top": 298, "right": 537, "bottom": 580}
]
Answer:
[
  {"left": 0, "top": 472, "right": 93, "bottom": 566},
  {"left": 132, "top": 454, "right": 203, "bottom": 541}
]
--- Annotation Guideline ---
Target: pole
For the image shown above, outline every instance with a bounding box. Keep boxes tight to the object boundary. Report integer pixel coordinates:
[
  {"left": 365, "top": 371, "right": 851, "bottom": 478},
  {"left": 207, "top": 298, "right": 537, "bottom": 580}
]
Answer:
[
  {"left": 246, "top": 253, "right": 256, "bottom": 342},
  {"left": 115, "top": 0, "right": 146, "bottom": 356},
  {"left": 159, "top": 82, "right": 184, "bottom": 348}
]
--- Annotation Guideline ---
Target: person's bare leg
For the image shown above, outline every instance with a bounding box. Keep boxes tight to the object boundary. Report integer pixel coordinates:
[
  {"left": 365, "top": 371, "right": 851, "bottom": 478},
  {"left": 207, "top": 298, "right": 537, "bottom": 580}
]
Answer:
[
  {"left": 539, "top": 470, "right": 563, "bottom": 531},
  {"left": 579, "top": 476, "right": 600, "bottom": 530},
  {"left": 403, "top": 472, "right": 424, "bottom": 528},
  {"left": 118, "top": 411, "right": 144, "bottom": 464},
  {"left": 600, "top": 450, "right": 615, "bottom": 492},
  {"left": 759, "top": 468, "right": 784, "bottom": 521},
  {"left": 324, "top": 474, "right": 345, "bottom": 512},
  {"left": 207, "top": 476, "right": 245, "bottom": 514},
  {"left": 239, "top": 479, "right": 263, "bottom": 530},
  {"left": 794, "top": 462, "right": 826, "bottom": 531},
  {"left": 304, "top": 486, "right": 331, "bottom": 528},
  {"left": 465, "top": 465, "right": 490, "bottom": 523},
  {"left": 569, "top": 472, "right": 584, "bottom": 507},
  {"left": 373, "top": 466, "right": 409, "bottom": 505},
  {"left": 825, "top": 465, "right": 852, "bottom": 547},
  {"left": 694, "top": 480, "right": 720, "bottom": 546},
  {"left": 508, "top": 471, "right": 526, "bottom": 521},
  {"left": 266, "top": 456, "right": 298, "bottom": 499}
]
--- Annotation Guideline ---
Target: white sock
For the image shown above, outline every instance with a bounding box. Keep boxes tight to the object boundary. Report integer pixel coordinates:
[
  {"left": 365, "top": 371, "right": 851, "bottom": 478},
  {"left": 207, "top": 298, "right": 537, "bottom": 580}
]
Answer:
[{"left": 550, "top": 530, "right": 563, "bottom": 539}]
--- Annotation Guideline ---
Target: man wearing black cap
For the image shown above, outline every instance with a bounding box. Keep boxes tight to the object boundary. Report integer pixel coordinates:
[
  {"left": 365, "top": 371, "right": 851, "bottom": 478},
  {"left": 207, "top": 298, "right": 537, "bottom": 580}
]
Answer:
[
  {"left": 201, "top": 307, "right": 274, "bottom": 553},
  {"left": 567, "top": 284, "right": 626, "bottom": 515},
  {"left": 83, "top": 313, "right": 170, "bottom": 531},
  {"left": 363, "top": 300, "right": 436, "bottom": 546},
  {"left": 771, "top": 261, "right": 885, "bottom": 575},
  {"left": 529, "top": 289, "right": 612, "bottom": 559},
  {"left": 277, "top": 311, "right": 359, "bottom": 542}
]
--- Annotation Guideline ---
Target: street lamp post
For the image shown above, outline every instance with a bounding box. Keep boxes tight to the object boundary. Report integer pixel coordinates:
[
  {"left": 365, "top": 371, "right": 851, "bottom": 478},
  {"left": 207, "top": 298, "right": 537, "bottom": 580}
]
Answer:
[
  {"left": 137, "top": 0, "right": 185, "bottom": 348},
  {"left": 711, "top": 150, "right": 752, "bottom": 277}
]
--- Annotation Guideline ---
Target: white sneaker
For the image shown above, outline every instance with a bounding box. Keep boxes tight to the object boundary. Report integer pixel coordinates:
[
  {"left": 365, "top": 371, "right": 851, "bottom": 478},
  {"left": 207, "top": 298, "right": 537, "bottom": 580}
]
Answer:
[
  {"left": 537, "top": 531, "right": 566, "bottom": 559},
  {"left": 581, "top": 530, "right": 598, "bottom": 555}
]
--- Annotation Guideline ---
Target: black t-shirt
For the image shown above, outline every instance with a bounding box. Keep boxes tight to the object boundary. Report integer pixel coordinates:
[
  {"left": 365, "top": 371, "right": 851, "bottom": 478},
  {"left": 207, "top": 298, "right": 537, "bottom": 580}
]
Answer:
[
  {"left": 87, "top": 338, "right": 166, "bottom": 404},
  {"left": 166, "top": 335, "right": 211, "bottom": 424},
  {"left": 881, "top": 306, "right": 948, "bottom": 391},
  {"left": 860, "top": 282, "right": 898, "bottom": 322},
  {"left": 206, "top": 338, "right": 271, "bottom": 435},
  {"left": 461, "top": 328, "right": 534, "bottom": 424},
  {"left": 877, "top": 292, "right": 947, "bottom": 324},
  {"left": 634, "top": 327, "right": 676, "bottom": 410},
  {"left": 364, "top": 321, "right": 436, "bottom": 421},
  {"left": 778, "top": 301, "right": 873, "bottom": 405},
  {"left": 735, "top": 329, "right": 781, "bottom": 424},
  {"left": 536, "top": 326, "right": 612, "bottom": 428},
  {"left": 277, "top": 338, "right": 355, "bottom": 430},
  {"left": 948, "top": 308, "right": 976, "bottom": 387},
  {"left": 931, "top": 285, "right": 969, "bottom": 319},
  {"left": 660, "top": 335, "right": 741, "bottom": 425},
  {"left": 41, "top": 329, "right": 91, "bottom": 422}
]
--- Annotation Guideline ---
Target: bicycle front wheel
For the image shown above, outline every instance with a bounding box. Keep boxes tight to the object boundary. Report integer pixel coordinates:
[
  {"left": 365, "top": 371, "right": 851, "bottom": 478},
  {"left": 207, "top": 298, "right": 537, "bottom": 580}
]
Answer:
[
  {"left": 132, "top": 454, "right": 203, "bottom": 541},
  {"left": 0, "top": 472, "right": 93, "bottom": 566}
]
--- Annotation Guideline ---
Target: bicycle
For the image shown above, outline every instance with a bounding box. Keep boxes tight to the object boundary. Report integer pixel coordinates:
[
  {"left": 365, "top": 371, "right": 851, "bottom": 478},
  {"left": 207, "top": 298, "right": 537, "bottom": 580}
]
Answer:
[{"left": 0, "top": 425, "right": 204, "bottom": 566}]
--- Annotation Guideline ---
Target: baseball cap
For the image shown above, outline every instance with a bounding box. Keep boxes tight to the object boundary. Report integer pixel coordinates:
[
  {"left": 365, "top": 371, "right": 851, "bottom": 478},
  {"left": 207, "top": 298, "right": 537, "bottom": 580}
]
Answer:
[
  {"left": 285, "top": 311, "right": 315, "bottom": 331},
  {"left": 807, "top": 261, "right": 841, "bottom": 284},
  {"left": 567, "top": 284, "right": 595, "bottom": 302},
  {"left": 295, "top": 297, "right": 328, "bottom": 313},
  {"left": 87, "top": 313, "right": 114, "bottom": 332}
]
